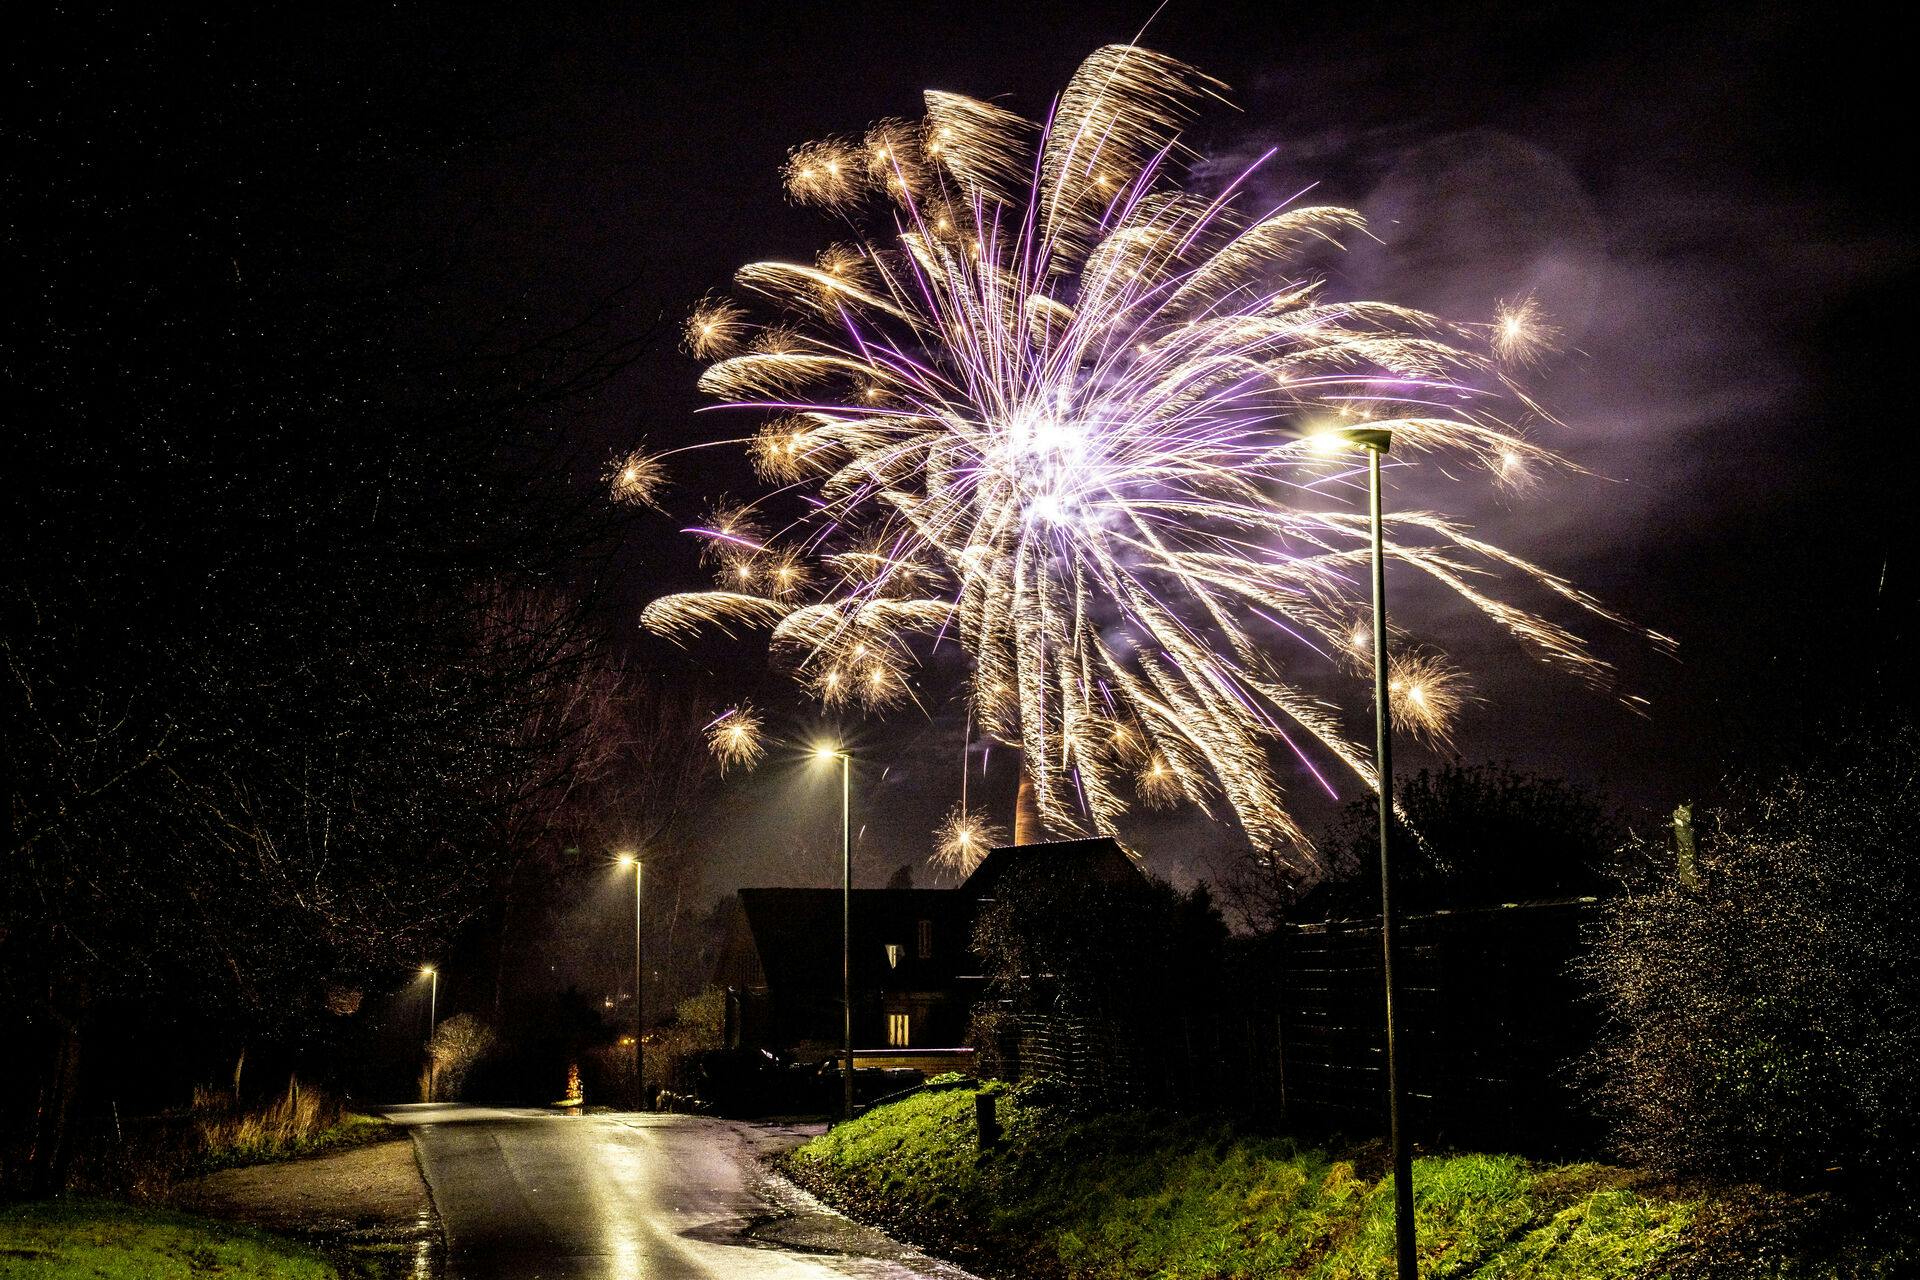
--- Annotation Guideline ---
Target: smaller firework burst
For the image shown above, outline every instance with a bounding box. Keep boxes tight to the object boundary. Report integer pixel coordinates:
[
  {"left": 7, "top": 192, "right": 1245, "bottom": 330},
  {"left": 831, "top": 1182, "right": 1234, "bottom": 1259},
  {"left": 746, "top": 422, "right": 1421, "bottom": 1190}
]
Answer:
[
  {"left": 1137, "top": 753, "right": 1182, "bottom": 809},
  {"left": 705, "top": 705, "right": 766, "bottom": 774},
  {"left": 1490, "top": 295, "right": 1562, "bottom": 367},
  {"left": 782, "top": 138, "right": 863, "bottom": 207},
  {"left": 1387, "top": 650, "right": 1471, "bottom": 745},
  {"left": 605, "top": 449, "right": 665, "bottom": 508},
  {"left": 694, "top": 502, "right": 767, "bottom": 563},
  {"left": 683, "top": 295, "right": 750, "bottom": 359},
  {"left": 763, "top": 549, "right": 811, "bottom": 599},
  {"left": 933, "top": 805, "right": 1005, "bottom": 879},
  {"left": 814, "top": 242, "right": 872, "bottom": 291},
  {"left": 750, "top": 417, "right": 815, "bottom": 483}
]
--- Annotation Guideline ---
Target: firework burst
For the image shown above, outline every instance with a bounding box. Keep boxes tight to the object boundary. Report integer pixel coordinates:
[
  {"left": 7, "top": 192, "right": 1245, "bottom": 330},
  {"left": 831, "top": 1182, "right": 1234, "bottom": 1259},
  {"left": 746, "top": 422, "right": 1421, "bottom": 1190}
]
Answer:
[
  {"left": 638, "top": 46, "right": 1667, "bottom": 868},
  {"left": 933, "top": 805, "right": 1006, "bottom": 879},
  {"left": 605, "top": 448, "right": 665, "bottom": 508},
  {"left": 706, "top": 704, "right": 766, "bottom": 774}
]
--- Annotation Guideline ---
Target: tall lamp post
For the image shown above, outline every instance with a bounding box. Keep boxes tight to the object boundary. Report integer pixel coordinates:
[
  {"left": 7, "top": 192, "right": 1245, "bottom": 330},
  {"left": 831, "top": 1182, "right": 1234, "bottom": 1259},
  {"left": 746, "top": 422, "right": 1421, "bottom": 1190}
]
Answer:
[
  {"left": 814, "top": 745, "right": 854, "bottom": 1122},
  {"left": 1322, "top": 424, "right": 1415, "bottom": 1279},
  {"left": 420, "top": 965, "right": 438, "bottom": 1101},
  {"left": 616, "top": 852, "right": 646, "bottom": 1109}
]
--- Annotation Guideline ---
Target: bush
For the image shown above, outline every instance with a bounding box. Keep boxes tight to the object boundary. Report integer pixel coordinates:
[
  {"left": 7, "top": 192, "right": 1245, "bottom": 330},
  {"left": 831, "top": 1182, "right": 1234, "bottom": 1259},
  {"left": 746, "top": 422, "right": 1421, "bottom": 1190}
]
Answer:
[
  {"left": 1584, "top": 723, "right": 1920, "bottom": 1202},
  {"left": 641, "top": 986, "right": 727, "bottom": 1102},
  {"left": 971, "top": 866, "right": 1227, "bottom": 1108},
  {"left": 427, "top": 1014, "right": 496, "bottom": 1101}
]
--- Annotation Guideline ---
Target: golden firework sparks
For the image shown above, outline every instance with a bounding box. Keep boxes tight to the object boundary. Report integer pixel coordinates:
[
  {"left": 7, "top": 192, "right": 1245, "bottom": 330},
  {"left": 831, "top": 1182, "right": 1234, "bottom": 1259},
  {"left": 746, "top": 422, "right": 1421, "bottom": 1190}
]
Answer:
[
  {"left": 706, "top": 705, "right": 765, "bottom": 774},
  {"left": 604, "top": 449, "right": 665, "bottom": 508},
  {"left": 783, "top": 138, "right": 864, "bottom": 207},
  {"left": 683, "top": 295, "right": 749, "bottom": 360},
  {"left": 1490, "top": 294, "right": 1562, "bottom": 367},
  {"left": 932, "top": 805, "right": 1005, "bottom": 879},
  {"left": 1387, "top": 650, "right": 1471, "bottom": 746}
]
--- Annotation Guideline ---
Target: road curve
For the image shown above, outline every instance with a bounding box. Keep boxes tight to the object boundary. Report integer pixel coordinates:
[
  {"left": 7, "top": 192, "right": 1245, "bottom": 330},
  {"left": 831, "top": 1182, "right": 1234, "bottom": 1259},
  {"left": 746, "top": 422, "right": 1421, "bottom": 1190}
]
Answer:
[{"left": 382, "top": 1104, "right": 976, "bottom": 1280}]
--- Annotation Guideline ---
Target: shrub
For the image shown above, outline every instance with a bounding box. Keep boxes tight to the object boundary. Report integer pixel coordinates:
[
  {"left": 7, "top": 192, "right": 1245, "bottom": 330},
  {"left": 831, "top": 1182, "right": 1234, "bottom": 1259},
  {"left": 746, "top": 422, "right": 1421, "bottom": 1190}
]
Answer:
[
  {"left": 641, "top": 986, "right": 728, "bottom": 1099},
  {"left": 427, "top": 1013, "right": 497, "bottom": 1100},
  {"left": 1583, "top": 722, "right": 1920, "bottom": 1202}
]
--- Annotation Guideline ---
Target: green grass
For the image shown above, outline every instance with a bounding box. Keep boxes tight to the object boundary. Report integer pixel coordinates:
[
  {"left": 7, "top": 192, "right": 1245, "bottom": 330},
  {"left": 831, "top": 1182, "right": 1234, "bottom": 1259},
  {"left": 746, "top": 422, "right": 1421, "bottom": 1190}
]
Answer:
[
  {"left": 0, "top": 1199, "right": 339, "bottom": 1279},
  {"left": 787, "top": 1086, "right": 1699, "bottom": 1279}
]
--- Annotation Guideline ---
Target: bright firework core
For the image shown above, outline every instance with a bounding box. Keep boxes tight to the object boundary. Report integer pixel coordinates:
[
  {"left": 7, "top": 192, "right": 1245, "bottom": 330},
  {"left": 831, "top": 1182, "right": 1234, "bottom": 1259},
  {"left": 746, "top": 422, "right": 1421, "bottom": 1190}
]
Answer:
[
  {"left": 1005, "top": 397, "right": 1098, "bottom": 526},
  {"left": 640, "top": 45, "right": 1667, "bottom": 869}
]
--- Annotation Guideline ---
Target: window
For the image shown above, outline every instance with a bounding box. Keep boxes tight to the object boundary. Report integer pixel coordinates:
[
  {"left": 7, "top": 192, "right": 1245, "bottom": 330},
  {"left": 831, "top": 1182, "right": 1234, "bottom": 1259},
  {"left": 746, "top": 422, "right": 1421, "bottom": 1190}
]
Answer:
[
  {"left": 887, "top": 1012, "right": 911, "bottom": 1047},
  {"left": 917, "top": 918, "right": 934, "bottom": 960},
  {"left": 884, "top": 943, "right": 902, "bottom": 969}
]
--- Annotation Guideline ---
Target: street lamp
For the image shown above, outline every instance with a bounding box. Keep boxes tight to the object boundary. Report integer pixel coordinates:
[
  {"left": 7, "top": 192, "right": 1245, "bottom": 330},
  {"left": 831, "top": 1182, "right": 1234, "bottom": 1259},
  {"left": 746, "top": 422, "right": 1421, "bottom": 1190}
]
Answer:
[
  {"left": 815, "top": 744, "right": 855, "bottom": 1122},
  {"left": 1318, "top": 424, "right": 1415, "bottom": 1280},
  {"left": 420, "top": 965, "right": 438, "bottom": 1102},
  {"left": 616, "top": 852, "right": 646, "bottom": 1109}
]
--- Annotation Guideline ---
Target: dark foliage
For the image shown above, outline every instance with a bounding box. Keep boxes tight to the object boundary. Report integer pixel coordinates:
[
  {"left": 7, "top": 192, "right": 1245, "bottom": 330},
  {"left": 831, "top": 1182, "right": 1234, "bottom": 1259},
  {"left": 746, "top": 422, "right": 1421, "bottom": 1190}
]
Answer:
[
  {"left": 1583, "top": 721, "right": 1920, "bottom": 1207},
  {"left": 970, "top": 861, "right": 1228, "bottom": 1108},
  {"left": 0, "top": 10, "right": 655, "bottom": 1187},
  {"left": 1272, "top": 763, "right": 1624, "bottom": 923}
]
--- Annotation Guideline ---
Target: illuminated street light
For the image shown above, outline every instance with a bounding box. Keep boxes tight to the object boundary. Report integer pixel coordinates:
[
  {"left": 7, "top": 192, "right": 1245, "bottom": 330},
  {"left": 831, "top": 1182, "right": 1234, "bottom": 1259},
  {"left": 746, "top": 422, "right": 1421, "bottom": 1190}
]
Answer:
[
  {"left": 419, "top": 965, "right": 439, "bottom": 1102},
  {"left": 1321, "top": 423, "right": 1415, "bottom": 1280},
  {"left": 615, "top": 851, "right": 645, "bottom": 1109},
  {"left": 815, "top": 745, "right": 855, "bottom": 1121}
]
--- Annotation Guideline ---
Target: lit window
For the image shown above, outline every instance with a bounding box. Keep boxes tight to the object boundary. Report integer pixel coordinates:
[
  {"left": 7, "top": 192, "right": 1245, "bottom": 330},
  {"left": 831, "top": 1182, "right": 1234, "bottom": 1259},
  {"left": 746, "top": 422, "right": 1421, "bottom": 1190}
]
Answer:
[
  {"left": 917, "top": 919, "right": 933, "bottom": 959},
  {"left": 885, "top": 943, "right": 902, "bottom": 969},
  {"left": 887, "top": 1012, "right": 910, "bottom": 1047}
]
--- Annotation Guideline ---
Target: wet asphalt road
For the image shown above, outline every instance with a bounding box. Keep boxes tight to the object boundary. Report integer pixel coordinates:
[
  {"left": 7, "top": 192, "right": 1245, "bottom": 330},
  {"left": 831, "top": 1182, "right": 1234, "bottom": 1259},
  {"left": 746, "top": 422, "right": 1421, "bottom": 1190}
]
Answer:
[{"left": 382, "top": 1104, "right": 977, "bottom": 1280}]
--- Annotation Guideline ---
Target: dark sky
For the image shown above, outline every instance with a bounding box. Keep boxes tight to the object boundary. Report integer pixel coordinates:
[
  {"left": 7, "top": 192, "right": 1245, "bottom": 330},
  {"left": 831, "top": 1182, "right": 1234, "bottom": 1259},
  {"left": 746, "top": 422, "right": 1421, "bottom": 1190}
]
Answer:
[{"left": 30, "top": 3, "right": 1915, "bottom": 899}]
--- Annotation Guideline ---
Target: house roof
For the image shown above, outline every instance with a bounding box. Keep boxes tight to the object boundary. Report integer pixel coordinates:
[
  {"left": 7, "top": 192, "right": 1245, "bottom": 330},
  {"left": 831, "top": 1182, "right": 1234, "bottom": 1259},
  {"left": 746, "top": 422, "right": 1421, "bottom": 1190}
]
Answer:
[
  {"left": 958, "top": 836, "right": 1145, "bottom": 902},
  {"left": 732, "top": 887, "right": 971, "bottom": 996}
]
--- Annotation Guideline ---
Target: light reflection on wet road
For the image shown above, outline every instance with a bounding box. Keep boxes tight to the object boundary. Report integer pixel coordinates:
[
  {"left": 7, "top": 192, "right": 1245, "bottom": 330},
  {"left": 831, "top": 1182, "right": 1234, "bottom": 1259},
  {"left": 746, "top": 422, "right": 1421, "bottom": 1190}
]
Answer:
[{"left": 382, "top": 1104, "right": 976, "bottom": 1280}]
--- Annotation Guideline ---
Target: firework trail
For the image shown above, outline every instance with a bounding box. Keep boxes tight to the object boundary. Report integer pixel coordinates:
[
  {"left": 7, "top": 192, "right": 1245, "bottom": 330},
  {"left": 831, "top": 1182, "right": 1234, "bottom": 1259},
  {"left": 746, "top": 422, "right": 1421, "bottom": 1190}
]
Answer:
[{"left": 638, "top": 45, "right": 1666, "bottom": 869}]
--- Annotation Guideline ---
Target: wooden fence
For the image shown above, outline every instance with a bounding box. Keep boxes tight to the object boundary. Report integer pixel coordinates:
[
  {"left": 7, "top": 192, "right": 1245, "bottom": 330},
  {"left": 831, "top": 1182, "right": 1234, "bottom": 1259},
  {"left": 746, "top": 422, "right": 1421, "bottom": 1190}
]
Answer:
[{"left": 1235, "top": 896, "right": 1603, "bottom": 1152}]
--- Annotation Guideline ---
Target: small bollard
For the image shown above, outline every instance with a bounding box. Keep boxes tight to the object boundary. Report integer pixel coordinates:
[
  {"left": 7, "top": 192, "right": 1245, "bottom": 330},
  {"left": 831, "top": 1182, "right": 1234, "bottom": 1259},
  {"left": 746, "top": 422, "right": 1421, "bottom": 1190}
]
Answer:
[{"left": 974, "top": 1089, "right": 1000, "bottom": 1151}]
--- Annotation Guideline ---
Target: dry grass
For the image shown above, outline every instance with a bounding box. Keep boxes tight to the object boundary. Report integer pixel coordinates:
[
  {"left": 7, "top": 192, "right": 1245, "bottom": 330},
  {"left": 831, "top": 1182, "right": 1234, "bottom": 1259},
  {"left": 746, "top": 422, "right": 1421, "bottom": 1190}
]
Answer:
[{"left": 190, "top": 1078, "right": 343, "bottom": 1162}]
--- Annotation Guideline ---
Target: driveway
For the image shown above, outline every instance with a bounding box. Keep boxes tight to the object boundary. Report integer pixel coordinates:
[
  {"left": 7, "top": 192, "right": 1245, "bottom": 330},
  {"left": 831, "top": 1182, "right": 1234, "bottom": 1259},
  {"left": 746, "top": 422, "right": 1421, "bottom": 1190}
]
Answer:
[{"left": 382, "top": 1104, "right": 977, "bottom": 1280}]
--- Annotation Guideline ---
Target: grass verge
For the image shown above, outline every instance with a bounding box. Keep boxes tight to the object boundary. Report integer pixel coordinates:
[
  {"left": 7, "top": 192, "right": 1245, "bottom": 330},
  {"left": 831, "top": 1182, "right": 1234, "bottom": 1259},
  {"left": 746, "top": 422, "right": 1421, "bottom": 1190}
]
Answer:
[
  {"left": 785, "top": 1083, "right": 1701, "bottom": 1279},
  {"left": 192, "top": 1109, "right": 400, "bottom": 1174},
  {"left": 0, "top": 1198, "right": 339, "bottom": 1279}
]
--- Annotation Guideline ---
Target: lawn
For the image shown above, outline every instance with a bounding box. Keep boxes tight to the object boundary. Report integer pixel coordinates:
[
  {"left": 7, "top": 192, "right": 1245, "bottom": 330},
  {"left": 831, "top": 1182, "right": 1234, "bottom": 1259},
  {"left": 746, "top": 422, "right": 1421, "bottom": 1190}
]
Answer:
[
  {"left": 786, "top": 1082, "right": 1699, "bottom": 1279},
  {"left": 0, "top": 1199, "right": 339, "bottom": 1279}
]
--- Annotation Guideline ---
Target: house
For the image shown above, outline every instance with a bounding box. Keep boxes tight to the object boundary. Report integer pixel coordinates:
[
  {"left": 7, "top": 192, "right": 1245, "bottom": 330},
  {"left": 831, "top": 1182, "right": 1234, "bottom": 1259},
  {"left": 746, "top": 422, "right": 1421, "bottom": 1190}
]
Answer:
[{"left": 711, "top": 838, "right": 1144, "bottom": 1073}]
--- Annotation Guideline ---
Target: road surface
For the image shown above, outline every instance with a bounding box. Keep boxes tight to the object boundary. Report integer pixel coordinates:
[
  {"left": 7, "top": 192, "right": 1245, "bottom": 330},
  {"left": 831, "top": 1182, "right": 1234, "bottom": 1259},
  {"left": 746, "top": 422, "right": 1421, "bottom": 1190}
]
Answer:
[{"left": 382, "top": 1104, "right": 976, "bottom": 1280}]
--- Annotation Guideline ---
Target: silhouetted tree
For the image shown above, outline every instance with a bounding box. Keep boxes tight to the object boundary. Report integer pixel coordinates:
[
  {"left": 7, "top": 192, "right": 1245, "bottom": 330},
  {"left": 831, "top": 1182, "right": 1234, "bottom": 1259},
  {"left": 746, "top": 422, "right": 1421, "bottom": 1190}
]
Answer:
[{"left": 1263, "top": 763, "right": 1624, "bottom": 924}]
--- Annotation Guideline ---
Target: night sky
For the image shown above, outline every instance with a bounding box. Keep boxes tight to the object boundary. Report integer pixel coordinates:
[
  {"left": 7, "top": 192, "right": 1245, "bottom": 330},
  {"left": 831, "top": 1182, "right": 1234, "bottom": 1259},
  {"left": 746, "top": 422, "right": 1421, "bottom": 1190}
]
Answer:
[{"left": 23, "top": 2, "right": 1914, "bottom": 900}]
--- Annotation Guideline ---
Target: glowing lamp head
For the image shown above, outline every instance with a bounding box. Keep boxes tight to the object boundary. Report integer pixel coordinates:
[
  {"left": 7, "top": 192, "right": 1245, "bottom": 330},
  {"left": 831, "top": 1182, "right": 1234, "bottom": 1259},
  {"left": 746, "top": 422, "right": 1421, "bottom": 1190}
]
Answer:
[
  {"left": 1308, "top": 425, "right": 1393, "bottom": 455},
  {"left": 814, "top": 744, "right": 843, "bottom": 761},
  {"left": 420, "top": 965, "right": 435, "bottom": 978},
  {"left": 616, "top": 852, "right": 636, "bottom": 868}
]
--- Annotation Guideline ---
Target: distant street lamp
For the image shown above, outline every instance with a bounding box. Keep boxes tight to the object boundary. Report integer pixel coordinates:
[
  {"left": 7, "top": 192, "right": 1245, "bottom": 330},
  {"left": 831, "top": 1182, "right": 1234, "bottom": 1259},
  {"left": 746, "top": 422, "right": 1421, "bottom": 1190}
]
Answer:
[
  {"left": 420, "top": 965, "right": 439, "bottom": 1101},
  {"left": 814, "top": 744, "right": 855, "bottom": 1122},
  {"left": 1317, "top": 424, "right": 1415, "bottom": 1280},
  {"left": 616, "top": 852, "right": 646, "bottom": 1109}
]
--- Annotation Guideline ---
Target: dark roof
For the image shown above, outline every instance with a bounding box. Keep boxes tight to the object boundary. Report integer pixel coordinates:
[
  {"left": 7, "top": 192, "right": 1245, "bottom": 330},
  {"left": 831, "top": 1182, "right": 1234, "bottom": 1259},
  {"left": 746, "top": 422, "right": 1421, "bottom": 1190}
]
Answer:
[
  {"left": 959, "top": 837, "right": 1145, "bottom": 902},
  {"left": 733, "top": 888, "right": 970, "bottom": 996}
]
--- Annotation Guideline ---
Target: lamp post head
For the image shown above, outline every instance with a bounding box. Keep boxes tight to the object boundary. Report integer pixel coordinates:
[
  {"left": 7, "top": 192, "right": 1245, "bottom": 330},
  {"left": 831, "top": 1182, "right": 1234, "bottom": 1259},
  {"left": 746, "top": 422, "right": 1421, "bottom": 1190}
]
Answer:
[
  {"left": 420, "top": 965, "right": 435, "bottom": 978},
  {"left": 616, "top": 852, "right": 636, "bottom": 868},
  {"left": 1308, "top": 425, "right": 1393, "bottom": 455},
  {"left": 813, "top": 744, "right": 844, "bottom": 762}
]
